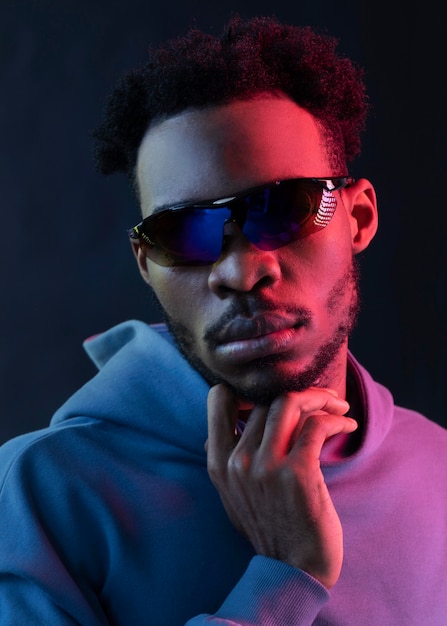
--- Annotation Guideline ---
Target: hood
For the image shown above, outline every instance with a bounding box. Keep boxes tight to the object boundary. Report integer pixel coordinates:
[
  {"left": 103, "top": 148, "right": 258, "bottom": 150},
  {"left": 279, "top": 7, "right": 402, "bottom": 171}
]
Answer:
[{"left": 50, "top": 320, "right": 210, "bottom": 453}]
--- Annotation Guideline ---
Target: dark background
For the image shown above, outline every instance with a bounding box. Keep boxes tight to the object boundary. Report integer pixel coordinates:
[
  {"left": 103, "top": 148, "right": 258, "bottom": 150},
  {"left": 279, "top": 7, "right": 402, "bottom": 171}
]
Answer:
[{"left": 1, "top": 0, "right": 445, "bottom": 444}]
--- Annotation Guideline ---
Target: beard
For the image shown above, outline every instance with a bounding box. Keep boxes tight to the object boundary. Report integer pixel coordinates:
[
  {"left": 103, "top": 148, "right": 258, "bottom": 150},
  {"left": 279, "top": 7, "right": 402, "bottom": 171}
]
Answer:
[{"left": 151, "top": 258, "right": 361, "bottom": 405}]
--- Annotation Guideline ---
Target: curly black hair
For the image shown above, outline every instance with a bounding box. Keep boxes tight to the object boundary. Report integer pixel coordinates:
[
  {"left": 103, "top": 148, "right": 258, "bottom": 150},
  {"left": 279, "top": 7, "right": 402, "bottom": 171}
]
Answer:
[{"left": 92, "top": 15, "right": 368, "bottom": 184}]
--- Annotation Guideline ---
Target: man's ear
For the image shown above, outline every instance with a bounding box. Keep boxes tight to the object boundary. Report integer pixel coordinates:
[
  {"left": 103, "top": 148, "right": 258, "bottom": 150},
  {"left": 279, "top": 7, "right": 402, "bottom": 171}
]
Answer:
[
  {"left": 130, "top": 241, "right": 152, "bottom": 286},
  {"left": 343, "top": 178, "right": 378, "bottom": 255}
]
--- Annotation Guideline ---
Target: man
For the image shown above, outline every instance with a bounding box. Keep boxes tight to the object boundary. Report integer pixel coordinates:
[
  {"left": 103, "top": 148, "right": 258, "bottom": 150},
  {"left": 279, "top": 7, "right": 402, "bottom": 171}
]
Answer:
[{"left": 1, "top": 15, "right": 446, "bottom": 625}]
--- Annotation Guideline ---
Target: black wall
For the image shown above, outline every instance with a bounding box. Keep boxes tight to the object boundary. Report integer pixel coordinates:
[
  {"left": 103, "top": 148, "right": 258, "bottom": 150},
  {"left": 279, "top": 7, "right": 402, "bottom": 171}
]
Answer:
[{"left": 1, "top": 0, "right": 445, "bottom": 443}]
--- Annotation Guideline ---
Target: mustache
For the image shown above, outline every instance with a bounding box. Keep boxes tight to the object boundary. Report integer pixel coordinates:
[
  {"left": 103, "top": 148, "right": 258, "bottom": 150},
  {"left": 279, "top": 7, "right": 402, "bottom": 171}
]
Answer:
[{"left": 204, "top": 301, "right": 312, "bottom": 348}]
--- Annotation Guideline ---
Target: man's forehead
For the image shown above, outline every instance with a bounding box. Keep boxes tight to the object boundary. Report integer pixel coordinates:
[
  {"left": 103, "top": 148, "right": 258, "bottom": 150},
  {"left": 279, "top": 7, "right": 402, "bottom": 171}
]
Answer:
[{"left": 136, "top": 96, "right": 329, "bottom": 216}]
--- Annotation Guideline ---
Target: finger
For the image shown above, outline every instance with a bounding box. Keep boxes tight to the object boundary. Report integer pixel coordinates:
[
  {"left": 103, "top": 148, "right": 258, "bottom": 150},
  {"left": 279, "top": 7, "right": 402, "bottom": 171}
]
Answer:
[
  {"left": 235, "top": 403, "right": 268, "bottom": 449},
  {"left": 289, "top": 412, "right": 358, "bottom": 465},
  {"left": 307, "top": 386, "right": 340, "bottom": 397},
  {"left": 292, "top": 388, "right": 350, "bottom": 416},
  {"left": 259, "top": 389, "right": 350, "bottom": 457},
  {"left": 207, "top": 384, "right": 239, "bottom": 469}
]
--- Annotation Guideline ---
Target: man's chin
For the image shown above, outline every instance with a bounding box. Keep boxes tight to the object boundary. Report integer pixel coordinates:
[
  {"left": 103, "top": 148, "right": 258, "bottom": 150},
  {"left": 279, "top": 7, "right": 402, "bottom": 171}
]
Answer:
[
  {"left": 165, "top": 321, "right": 348, "bottom": 404},
  {"left": 220, "top": 362, "right": 328, "bottom": 405},
  {"left": 183, "top": 345, "right": 344, "bottom": 405}
]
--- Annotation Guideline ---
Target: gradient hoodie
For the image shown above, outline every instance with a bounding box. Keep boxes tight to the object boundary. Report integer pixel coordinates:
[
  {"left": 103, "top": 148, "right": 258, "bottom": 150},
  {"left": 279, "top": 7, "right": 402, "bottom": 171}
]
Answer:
[{"left": 0, "top": 319, "right": 446, "bottom": 625}]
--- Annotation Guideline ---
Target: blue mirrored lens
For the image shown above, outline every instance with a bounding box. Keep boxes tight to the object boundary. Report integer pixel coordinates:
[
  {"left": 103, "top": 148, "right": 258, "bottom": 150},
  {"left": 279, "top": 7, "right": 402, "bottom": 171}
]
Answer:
[
  {"left": 152, "top": 208, "right": 231, "bottom": 266},
  {"left": 238, "top": 183, "right": 317, "bottom": 249}
]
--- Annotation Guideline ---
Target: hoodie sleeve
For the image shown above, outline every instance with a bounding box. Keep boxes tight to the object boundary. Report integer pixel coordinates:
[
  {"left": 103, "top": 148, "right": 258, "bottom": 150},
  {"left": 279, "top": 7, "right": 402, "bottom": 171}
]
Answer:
[{"left": 185, "top": 556, "right": 329, "bottom": 626}]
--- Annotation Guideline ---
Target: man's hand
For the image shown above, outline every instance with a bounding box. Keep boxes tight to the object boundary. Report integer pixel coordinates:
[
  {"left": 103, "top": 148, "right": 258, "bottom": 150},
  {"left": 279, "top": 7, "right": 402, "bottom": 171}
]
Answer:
[{"left": 206, "top": 384, "right": 358, "bottom": 589}]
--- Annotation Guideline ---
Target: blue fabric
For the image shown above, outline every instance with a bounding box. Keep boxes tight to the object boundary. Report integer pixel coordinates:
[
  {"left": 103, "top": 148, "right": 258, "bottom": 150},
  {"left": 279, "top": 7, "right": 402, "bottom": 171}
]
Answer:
[{"left": 0, "top": 319, "right": 446, "bottom": 624}]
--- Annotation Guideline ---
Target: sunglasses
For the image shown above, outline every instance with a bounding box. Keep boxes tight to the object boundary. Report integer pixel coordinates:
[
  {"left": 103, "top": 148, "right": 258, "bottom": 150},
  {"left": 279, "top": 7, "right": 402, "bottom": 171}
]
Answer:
[{"left": 128, "top": 176, "right": 354, "bottom": 267}]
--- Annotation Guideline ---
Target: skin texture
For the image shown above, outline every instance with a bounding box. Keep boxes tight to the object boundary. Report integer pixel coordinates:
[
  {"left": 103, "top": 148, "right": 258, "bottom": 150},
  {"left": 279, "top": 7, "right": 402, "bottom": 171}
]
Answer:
[{"left": 132, "top": 94, "right": 378, "bottom": 588}]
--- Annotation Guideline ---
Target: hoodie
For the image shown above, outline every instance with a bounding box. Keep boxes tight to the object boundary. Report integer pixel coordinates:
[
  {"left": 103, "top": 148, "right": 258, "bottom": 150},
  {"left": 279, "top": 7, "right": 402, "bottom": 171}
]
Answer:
[{"left": 0, "top": 319, "right": 446, "bottom": 625}]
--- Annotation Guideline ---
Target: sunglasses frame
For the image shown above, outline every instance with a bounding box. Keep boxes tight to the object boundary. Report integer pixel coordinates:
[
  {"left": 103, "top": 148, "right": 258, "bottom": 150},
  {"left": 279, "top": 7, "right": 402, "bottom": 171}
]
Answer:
[{"left": 129, "top": 176, "right": 354, "bottom": 266}]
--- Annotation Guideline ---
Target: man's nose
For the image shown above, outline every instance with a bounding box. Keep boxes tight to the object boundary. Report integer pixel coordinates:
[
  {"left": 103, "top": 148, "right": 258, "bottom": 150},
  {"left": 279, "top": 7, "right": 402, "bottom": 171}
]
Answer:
[{"left": 207, "top": 223, "right": 281, "bottom": 296}]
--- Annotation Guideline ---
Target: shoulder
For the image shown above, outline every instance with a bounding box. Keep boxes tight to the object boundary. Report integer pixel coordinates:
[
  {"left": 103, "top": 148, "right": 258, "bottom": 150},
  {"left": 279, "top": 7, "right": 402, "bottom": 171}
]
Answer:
[{"left": 0, "top": 417, "right": 104, "bottom": 492}]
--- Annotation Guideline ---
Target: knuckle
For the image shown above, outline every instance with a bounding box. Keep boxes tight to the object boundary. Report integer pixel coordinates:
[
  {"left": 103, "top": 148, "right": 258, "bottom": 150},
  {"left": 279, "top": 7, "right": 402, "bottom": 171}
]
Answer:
[
  {"left": 276, "top": 463, "right": 298, "bottom": 486},
  {"left": 228, "top": 451, "right": 250, "bottom": 474},
  {"left": 251, "top": 462, "right": 270, "bottom": 482},
  {"left": 304, "top": 413, "right": 327, "bottom": 429},
  {"left": 206, "top": 459, "right": 219, "bottom": 479}
]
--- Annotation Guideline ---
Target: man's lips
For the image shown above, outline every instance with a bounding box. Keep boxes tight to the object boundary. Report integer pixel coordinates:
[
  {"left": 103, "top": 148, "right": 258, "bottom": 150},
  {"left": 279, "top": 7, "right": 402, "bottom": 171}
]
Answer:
[
  {"left": 214, "top": 313, "right": 303, "bottom": 344},
  {"left": 210, "top": 313, "right": 310, "bottom": 363}
]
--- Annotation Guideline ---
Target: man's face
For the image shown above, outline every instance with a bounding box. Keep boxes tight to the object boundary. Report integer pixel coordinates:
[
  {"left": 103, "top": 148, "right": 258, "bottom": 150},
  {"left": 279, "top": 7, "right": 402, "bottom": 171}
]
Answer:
[{"left": 134, "top": 96, "right": 369, "bottom": 403}]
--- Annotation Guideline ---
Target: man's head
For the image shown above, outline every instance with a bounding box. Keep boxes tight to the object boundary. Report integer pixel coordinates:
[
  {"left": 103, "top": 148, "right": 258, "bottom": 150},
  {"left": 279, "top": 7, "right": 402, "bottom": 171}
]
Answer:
[
  {"left": 93, "top": 16, "right": 378, "bottom": 403},
  {"left": 93, "top": 15, "right": 368, "bottom": 188}
]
